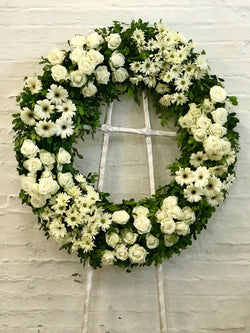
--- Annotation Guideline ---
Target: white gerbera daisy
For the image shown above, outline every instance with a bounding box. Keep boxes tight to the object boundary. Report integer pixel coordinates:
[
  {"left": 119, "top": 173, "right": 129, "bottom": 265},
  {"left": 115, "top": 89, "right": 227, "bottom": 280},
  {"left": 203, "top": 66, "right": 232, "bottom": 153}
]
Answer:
[
  {"left": 46, "top": 84, "right": 68, "bottom": 105},
  {"left": 184, "top": 184, "right": 203, "bottom": 203},
  {"left": 25, "top": 76, "right": 42, "bottom": 94},
  {"left": 222, "top": 174, "right": 235, "bottom": 191},
  {"left": 20, "top": 107, "right": 36, "bottom": 126},
  {"left": 190, "top": 151, "right": 208, "bottom": 168},
  {"left": 56, "top": 100, "right": 76, "bottom": 119},
  {"left": 209, "top": 165, "right": 227, "bottom": 177},
  {"left": 35, "top": 120, "right": 56, "bottom": 137},
  {"left": 193, "top": 166, "right": 210, "bottom": 188},
  {"left": 204, "top": 176, "right": 222, "bottom": 197},
  {"left": 55, "top": 117, "right": 74, "bottom": 138},
  {"left": 175, "top": 167, "right": 194, "bottom": 186},
  {"left": 207, "top": 192, "right": 224, "bottom": 207},
  {"left": 224, "top": 150, "right": 236, "bottom": 165},
  {"left": 34, "top": 99, "right": 54, "bottom": 119}
]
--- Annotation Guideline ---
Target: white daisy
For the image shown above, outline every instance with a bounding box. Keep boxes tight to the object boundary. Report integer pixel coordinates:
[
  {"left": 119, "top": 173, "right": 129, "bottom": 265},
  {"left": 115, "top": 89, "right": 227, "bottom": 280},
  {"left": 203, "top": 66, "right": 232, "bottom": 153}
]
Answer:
[
  {"left": 34, "top": 99, "right": 54, "bottom": 119},
  {"left": 207, "top": 192, "right": 224, "bottom": 207},
  {"left": 46, "top": 84, "right": 68, "bottom": 105},
  {"left": 174, "top": 93, "right": 188, "bottom": 105},
  {"left": 162, "top": 71, "right": 175, "bottom": 83},
  {"left": 159, "top": 94, "right": 172, "bottom": 107},
  {"left": 190, "top": 151, "right": 208, "bottom": 168},
  {"left": 193, "top": 166, "right": 210, "bottom": 188},
  {"left": 184, "top": 184, "right": 203, "bottom": 203},
  {"left": 132, "top": 29, "right": 145, "bottom": 42},
  {"left": 175, "top": 75, "right": 192, "bottom": 92},
  {"left": 130, "top": 62, "right": 141, "bottom": 73},
  {"left": 55, "top": 117, "right": 74, "bottom": 138},
  {"left": 65, "top": 209, "right": 82, "bottom": 227},
  {"left": 49, "top": 219, "right": 67, "bottom": 239},
  {"left": 175, "top": 167, "right": 194, "bottom": 186},
  {"left": 35, "top": 120, "right": 56, "bottom": 137},
  {"left": 155, "top": 83, "right": 169, "bottom": 94},
  {"left": 56, "top": 100, "right": 76, "bottom": 119},
  {"left": 141, "top": 59, "right": 154, "bottom": 75},
  {"left": 204, "top": 176, "right": 222, "bottom": 197},
  {"left": 78, "top": 234, "right": 95, "bottom": 253},
  {"left": 56, "top": 192, "right": 71, "bottom": 206},
  {"left": 146, "top": 39, "right": 159, "bottom": 50},
  {"left": 25, "top": 76, "right": 42, "bottom": 94},
  {"left": 20, "top": 107, "right": 36, "bottom": 126},
  {"left": 143, "top": 75, "right": 156, "bottom": 88}
]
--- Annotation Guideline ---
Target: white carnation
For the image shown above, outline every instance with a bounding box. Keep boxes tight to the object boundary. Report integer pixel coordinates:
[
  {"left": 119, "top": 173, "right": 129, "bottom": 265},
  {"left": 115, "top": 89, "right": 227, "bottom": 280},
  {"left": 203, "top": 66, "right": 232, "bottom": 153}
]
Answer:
[
  {"left": 21, "top": 139, "right": 39, "bottom": 158},
  {"left": 48, "top": 48, "right": 65, "bottom": 65},
  {"left": 210, "top": 86, "right": 227, "bottom": 103}
]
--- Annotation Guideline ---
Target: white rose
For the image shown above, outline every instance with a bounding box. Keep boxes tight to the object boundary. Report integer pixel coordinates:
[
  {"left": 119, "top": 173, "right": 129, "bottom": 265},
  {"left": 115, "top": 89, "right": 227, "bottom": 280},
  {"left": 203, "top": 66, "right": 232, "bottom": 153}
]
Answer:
[
  {"left": 164, "top": 234, "right": 179, "bottom": 247},
  {"left": 87, "top": 49, "right": 104, "bottom": 66},
  {"left": 128, "top": 244, "right": 147, "bottom": 264},
  {"left": 106, "top": 232, "right": 120, "bottom": 248},
  {"left": 175, "top": 222, "right": 190, "bottom": 236},
  {"left": 132, "top": 205, "right": 149, "bottom": 217},
  {"left": 202, "top": 98, "right": 214, "bottom": 113},
  {"left": 23, "top": 158, "right": 42, "bottom": 173},
  {"left": 109, "top": 51, "right": 125, "bottom": 68},
  {"left": 57, "top": 148, "right": 71, "bottom": 164},
  {"left": 112, "top": 210, "right": 130, "bottom": 224},
  {"left": 178, "top": 113, "right": 195, "bottom": 128},
  {"left": 70, "top": 35, "right": 86, "bottom": 49},
  {"left": 134, "top": 216, "right": 151, "bottom": 234},
  {"left": 41, "top": 170, "right": 53, "bottom": 179},
  {"left": 48, "top": 48, "right": 65, "bottom": 65},
  {"left": 21, "top": 176, "right": 36, "bottom": 193},
  {"left": 182, "top": 207, "right": 195, "bottom": 225},
  {"left": 167, "top": 206, "right": 183, "bottom": 220},
  {"left": 155, "top": 209, "right": 168, "bottom": 222},
  {"left": 222, "top": 139, "right": 232, "bottom": 154},
  {"left": 112, "top": 68, "right": 129, "bottom": 83},
  {"left": 70, "top": 48, "right": 86, "bottom": 64},
  {"left": 115, "top": 244, "right": 128, "bottom": 261},
  {"left": 209, "top": 123, "right": 227, "bottom": 138},
  {"left": 51, "top": 65, "right": 67, "bottom": 82},
  {"left": 196, "top": 115, "right": 212, "bottom": 130},
  {"left": 21, "top": 139, "right": 39, "bottom": 158},
  {"left": 162, "top": 196, "right": 178, "bottom": 210},
  {"left": 86, "top": 32, "right": 103, "bottom": 49},
  {"left": 25, "top": 182, "right": 39, "bottom": 197},
  {"left": 204, "top": 136, "right": 224, "bottom": 154},
  {"left": 82, "top": 82, "right": 97, "bottom": 98},
  {"left": 78, "top": 56, "right": 96, "bottom": 75},
  {"left": 192, "top": 128, "right": 208, "bottom": 142},
  {"left": 210, "top": 86, "right": 227, "bottom": 104},
  {"left": 39, "top": 177, "right": 59, "bottom": 196},
  {"left": 188, "top": 104, "right": 202, "bottom": 118},
  {"left": 40, "top": 150, "right": 55, "bottom": 167},
  {"left": 160, "top": 218, "right": 176, "bottom": 234},
  {"left": 102, "top": 250, "right": 115, "bottom": 265},
  {"left": 211, "top": 108, "right": 228, "bottom": 125},
  {"left": 95, "top": 66, "right": 110, "bottom": 85},
  {"left": 69, "top": 70, "right": 87, "bottom": 87},
  {"left": 106, "top": 33, "right": 122, "bottom": 50},
  {"left": 146, "top": 234, "right": 159, "bottom": 249},
  {"left": 30, "top": 195, "right": 47, "bottom": 208},
  {"left": 58, "top": 172, "right": 74, "bottom": 189},
  {"left": 121, "top": 229, "right": 137, "bottom": 244}
]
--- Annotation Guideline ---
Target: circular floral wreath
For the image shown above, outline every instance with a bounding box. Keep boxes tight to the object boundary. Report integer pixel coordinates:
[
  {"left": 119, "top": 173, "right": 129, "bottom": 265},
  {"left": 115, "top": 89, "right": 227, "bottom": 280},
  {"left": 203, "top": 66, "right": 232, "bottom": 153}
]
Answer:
[{"left": 13, "top": 20, "right": 239, "bottom": 270}]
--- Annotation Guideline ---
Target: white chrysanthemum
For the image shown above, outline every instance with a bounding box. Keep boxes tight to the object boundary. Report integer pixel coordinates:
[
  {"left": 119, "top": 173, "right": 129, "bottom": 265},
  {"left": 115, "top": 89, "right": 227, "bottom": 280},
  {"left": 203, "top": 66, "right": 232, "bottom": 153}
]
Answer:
[
  {"left": 143, "top": 75, "right": 156, "bottom": 88},
  {"left": 69, "top": 70, "right": 87, "bottom": 87},
  {"left": 184, "top": 184, "right": 203, "bottom": 203},
  {"left": 141, "top": 59, "right": 154, "bottom": 75},
  {"left": 190, "top": 151, "right": 208, "bottom": 168},
  {"left": 78, "top": 234, "right": 95, "bottom": 253},
  {"left": 49, "top": 219, "right": 67, "bottom": 239},
  {"left": 130, "top": 61, "right": 141, "bottom": 73},
  {"left": 224, "top": 150, "right": 236, "bottom": 165},
  {"left": 162, "top": 71, "right": 175, "bottom": 83},
  {"left": 20, "top": 107, "right": 36, "bottom": 126},
  {"left": 193, "top": 166, "right": 210, "bottom": 188},
  {"left": 159, "top": 94, "right": 172, "bottom": 107},
  {"left": 35, "top": 120, "right": 56, "bottom": 138},
  {"left": 25, "top": 77, "right": 42, "bottom": 94},
  {"left": 146, "top": 38, "right": 159, "bottom": 50},
  {"left": 132, "top": 29, "right": 145, "bottom": 43},
  {"left": 34, "top": 99, "right": 54, "bottom": 120},
  {"left": 55, "top": 117, "right": 74, "bottom": 138},
  {"left": 56, "top": 192, "right": 71, "bottom": 206},
  {"left": 175, "top": 93, "right": 188, "bottom": 106},
  {"left": 175, "top": 168, "right": 194, "bottom": 186},
  {"left": 130, "top": 75, "right": 143, "bottom": 86},
  {"left": 46, "top": 84, "right": 68, "bottom": 105},
  {"left": 98, "top": 212, "right": 112, "bottom": 231},
  {"left": 195, "top": 55, "right": 209, "bottom": 71},
  {"left": 56, "top": 100, "right": 76, "bottom": 119},
  {"left": 207, "top": 192, "right": 224, "bottom": 207},
  {"left": 204, "top": 176, "right": 222, "bottom": 197},
  {"left": 155, "top": 83, "right": 169, "bottom": 94}
]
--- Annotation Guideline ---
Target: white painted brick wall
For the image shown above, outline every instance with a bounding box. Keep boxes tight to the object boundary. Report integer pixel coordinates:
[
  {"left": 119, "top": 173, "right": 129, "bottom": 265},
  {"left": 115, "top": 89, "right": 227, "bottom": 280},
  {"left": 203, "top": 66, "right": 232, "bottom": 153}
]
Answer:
[{"left": 1, "top": 0, "right": 250, "bottom": 332}]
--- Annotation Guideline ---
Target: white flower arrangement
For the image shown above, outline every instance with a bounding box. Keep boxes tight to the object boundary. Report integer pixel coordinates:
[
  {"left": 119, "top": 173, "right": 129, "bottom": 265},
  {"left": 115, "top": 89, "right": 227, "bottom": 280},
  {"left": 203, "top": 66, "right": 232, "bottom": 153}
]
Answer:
[{"left": 13, "top": 20, "right": 239, "bottom": 270}]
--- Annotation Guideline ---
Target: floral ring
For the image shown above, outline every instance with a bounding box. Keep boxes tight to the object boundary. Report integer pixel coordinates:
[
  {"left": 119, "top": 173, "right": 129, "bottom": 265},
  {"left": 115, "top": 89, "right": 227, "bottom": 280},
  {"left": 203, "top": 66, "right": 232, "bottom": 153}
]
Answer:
[{"left": 13, "top": 20, "right": 239, "bottom": 270}]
